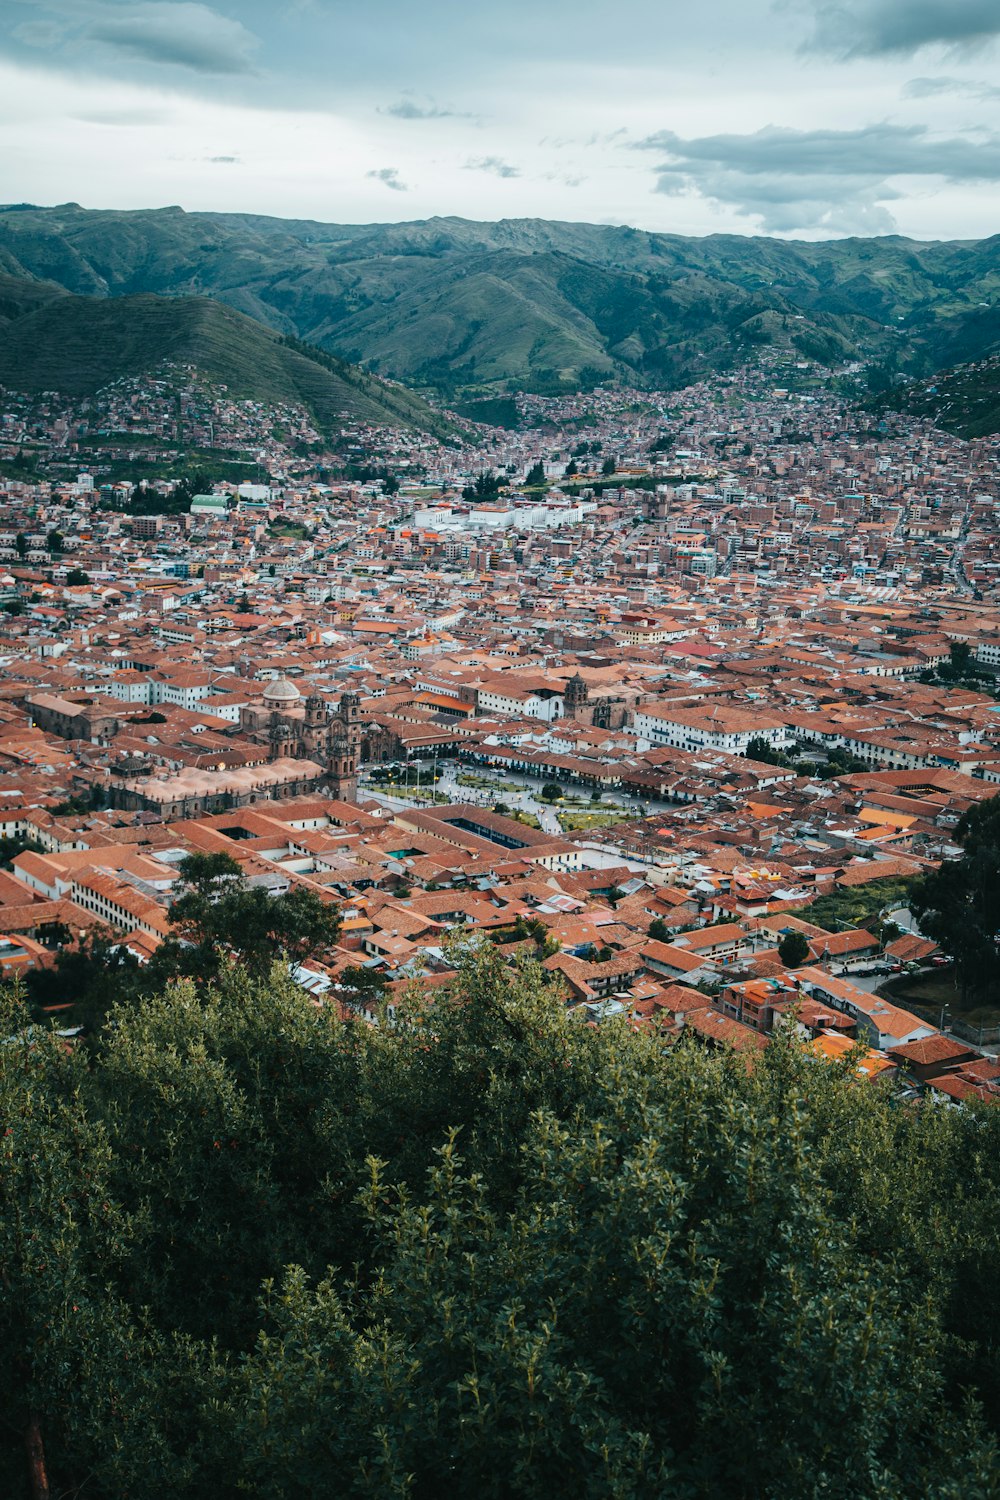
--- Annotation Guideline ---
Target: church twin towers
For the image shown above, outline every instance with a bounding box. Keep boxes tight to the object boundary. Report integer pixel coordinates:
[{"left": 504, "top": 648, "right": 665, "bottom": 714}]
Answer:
[{"left": 246, "top": 678, "right": 362, "bottom": 801}]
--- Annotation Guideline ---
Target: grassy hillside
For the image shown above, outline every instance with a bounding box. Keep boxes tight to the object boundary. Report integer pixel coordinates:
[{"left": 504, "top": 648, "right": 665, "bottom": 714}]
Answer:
[
  {"left": 881, "top": 355, "right": 1000, "bottom": 439},
  {"left": 0, "top": 272, "right": 456, "bottom": 438},
  {"left": 1, "top": 204, "right": 998, "bottom": 396}
]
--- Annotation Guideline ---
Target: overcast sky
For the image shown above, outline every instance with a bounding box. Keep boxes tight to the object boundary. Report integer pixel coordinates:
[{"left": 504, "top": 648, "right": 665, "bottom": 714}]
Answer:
[{"left": 2, "top": 0, "right": 1000, "bottom": 238}]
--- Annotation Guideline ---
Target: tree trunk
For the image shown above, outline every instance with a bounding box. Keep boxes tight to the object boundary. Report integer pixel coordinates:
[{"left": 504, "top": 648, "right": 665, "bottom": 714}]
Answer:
[{"left": 24, "top": 1413, "right": 50, "bottom": 1500}]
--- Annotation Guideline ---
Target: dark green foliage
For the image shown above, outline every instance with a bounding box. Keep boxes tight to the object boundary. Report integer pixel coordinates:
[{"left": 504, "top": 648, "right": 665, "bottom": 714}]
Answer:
[
  {"left": 0, "top": 835, "right": 44, "bottom": 869},
  {"left": 525, "top": 459, "right": 547, "bottom": 487},
  {"left": 130, "top": 471, "right": 218, "bottom": 515},
  {"left": 804, "top": 879, "right": 914, "bottom": 934},
  {"left": 879, "top": 353, "right": 1000, "bottom": 439},
  {"left": 540, "top": 781, "right": 563, "bottom": 802},
  {"left": 339, "top": 964, "right": 389, "bottom": 1007},
  {"left": 65, "top": 566, "right": 89, "bottom": 585},
  {"left": 20, "top": 853, "right": 341, "bottom": 1032},
  {"left": 745, "top": 734, "right": 794, "bottom": 767},
  {"left": 23, "top": 929, "right": 144, "bottom": 1032},
  {"left": 156, "top": 852, "right": 342, "bottom": 984},
  {"left": 777, "top": 929, "right": 811, "bottom": 968},
  {"left": 819, "top": 745, "right": 870, "bottom": 776},
  {"left": 503, "top": 916, "right": 554, "bottom": 953},
  {"left": 451, "top": 394, "right": 521, "bottom": 428},
  {"left": 911, "top": 795, "right": 1000, "bottom": 1003},
  {"left": 3, "top": 945, "right": 1000, "bottom": 1496},
  {"left": 462, "top": 469, "right": 505, "bottom": 502},
  {"left": 50, "top": 785, "right": 106, "bottom": 814},
  {"left": 648, "top": 917, "right": 670, "bottom": 942}
]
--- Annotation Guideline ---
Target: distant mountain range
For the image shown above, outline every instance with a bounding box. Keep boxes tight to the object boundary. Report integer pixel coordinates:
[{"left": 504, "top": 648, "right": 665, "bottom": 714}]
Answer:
[
  {"left": 0, "top": 202, "right": 998, "bottom": 430},
  {"left": 0, "top": 269, "right": 456, "bottom": 440}
]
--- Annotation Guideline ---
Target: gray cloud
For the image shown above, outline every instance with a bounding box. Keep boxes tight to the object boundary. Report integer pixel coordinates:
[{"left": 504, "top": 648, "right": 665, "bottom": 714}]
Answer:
[
  {"left": 366, "top": 167, "right": 408, "bottom": 191},
  {"left": 465, "top": 155, "right": 520, "bottom": 178},
  {"left": 799, "top": 0, "right": 1000, "bottom": 59},
  {"left": 207, "top": 154, "right": 240, "bottom": 163},
  {"left": 635, "top": 121, "right": 1000, "bottom": 232},
  {"left": 11, "top": 1, "right": 260, "bottom": 76},
  {"left": 380, "top": 97, "right": 476, "bottom": 120},
  {"left": 903, "top": 74, "right": 1000, "bottom": 100},
  {"left": 11, "top": 19, "right": 66, "bottom": 48},
  {"left": 87, "top": 3, "right": 258, "bottom": 74}
]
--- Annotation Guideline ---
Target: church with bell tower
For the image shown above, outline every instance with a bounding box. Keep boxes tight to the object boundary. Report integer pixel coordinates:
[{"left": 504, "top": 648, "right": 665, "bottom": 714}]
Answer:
[{"left": 241, "top": 678, "right": 362, "bottom": 801}]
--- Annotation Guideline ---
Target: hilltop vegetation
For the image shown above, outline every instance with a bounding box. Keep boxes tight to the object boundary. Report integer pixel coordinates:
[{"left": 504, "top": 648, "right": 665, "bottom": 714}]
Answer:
[
  {"left": 0, "top": 272, "right": 456, "bottom": 439},
  {"left": 4, "top": 941, "right": 1000, "bottom": 1498},
  {"left": 1, "top": 204, "right": 999, "bottom": 398},
  {"left": 877, "top": 354, "right": 1000, "bottom": 439}
]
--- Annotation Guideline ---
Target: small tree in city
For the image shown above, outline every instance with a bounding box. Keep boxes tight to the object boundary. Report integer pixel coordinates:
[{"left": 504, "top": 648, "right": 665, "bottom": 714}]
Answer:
[{"left": 778, "top": 930, "right": 811, "bottom": 969}]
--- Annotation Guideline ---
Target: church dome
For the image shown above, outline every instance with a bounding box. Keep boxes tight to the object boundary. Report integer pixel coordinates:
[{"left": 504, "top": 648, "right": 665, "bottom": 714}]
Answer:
[{"left": 263, "top": 677, "right": 302, "bottom": 707}]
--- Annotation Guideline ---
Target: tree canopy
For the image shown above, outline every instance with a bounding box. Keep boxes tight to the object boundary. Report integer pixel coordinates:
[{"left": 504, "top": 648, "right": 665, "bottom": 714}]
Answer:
[
  {"left": 911, "top": 796, "right": 1000, "bottom": 1003},
  {"left": 4, "top": 942, "right": 1000, "bottom": 1497},
  {"left": 745, "top": 735, "right": 792, "bottom": 767},
  {"left": 21, "top": 852, "right": 342, "bottom": 1032},
  {"left": 462, "top": 470, "right": 505, "bottom": 503},
  {"left": 777, "top": 929, "right": 811, "bottom": 968}
]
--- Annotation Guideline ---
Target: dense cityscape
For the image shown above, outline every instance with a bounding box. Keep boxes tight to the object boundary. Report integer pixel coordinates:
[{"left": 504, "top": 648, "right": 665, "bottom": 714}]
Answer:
[{"left": 0, "top": 354, "right": 997, "bottom": 1091}]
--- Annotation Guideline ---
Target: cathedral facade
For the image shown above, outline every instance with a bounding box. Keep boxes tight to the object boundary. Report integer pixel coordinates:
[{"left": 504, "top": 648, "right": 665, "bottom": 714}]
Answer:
[{"left": 240, "top": 679, "right": 362, "bottom": 801}]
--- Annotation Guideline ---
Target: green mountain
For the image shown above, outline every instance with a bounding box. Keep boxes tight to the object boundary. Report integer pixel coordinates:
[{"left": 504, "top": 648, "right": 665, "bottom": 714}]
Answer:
[
  {"left": 0, "top": 203, "right": 998, "bottom": 399},
  {"left": 880, "top": 355, "right": 1000, "bottom": 439},
  {"left": 0, "top": 270, "right": 456, "bottom": 438}
]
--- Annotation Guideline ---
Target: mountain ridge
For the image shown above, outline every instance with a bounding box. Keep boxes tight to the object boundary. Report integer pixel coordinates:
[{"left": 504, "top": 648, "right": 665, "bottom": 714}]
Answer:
[{"left": 0, "top": 203, "right": 998, "bottom": 415}]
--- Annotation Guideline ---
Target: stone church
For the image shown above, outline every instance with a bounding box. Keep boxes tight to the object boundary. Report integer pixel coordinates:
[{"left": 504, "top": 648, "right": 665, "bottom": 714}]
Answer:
[
  {"left": 562, "top": 672, "right": 626, "bottom": 730},
  {"left": 241, "top": 679, "right": 362, "bottom": 801}
]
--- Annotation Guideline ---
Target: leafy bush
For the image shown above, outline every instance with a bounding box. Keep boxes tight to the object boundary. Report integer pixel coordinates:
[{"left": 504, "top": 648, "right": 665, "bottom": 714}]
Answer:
[{"left": 3, "top": 944, "right": 1000, "bottom": 1496}]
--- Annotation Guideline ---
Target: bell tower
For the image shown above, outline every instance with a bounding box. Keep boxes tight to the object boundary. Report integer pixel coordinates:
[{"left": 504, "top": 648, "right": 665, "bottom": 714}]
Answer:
[
  {"left": 564, "top": 672, "right": 589, "bottom": 718},
  {"left": 326, "top": 690, "right": 362, "bottom": 801}
]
